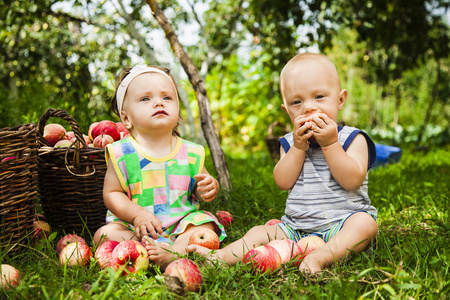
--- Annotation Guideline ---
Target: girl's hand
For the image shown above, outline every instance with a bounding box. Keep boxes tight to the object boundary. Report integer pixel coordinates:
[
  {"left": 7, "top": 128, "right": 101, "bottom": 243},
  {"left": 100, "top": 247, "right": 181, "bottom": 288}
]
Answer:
[
  {"left": 293, "top": 115, "right": 315, "bottom": 151},
  {"left": 194, "top": 173, "right": 219, "bottom": 202},
  {"left": 132, "top": 210, "right": 164, "bottom": 240},
  {"left": 310, "top": 113, "right": 338, "bottom": 147}
]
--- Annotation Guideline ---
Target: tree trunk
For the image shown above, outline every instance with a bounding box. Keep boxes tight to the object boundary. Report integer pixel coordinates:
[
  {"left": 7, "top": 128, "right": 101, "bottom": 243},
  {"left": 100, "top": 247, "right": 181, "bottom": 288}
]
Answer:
[
  {"left": 416, "top": 58, "right": 441, "bottom": 146},
  {"left": 146, "top": 0, "right": 232, "bottom": 191}
]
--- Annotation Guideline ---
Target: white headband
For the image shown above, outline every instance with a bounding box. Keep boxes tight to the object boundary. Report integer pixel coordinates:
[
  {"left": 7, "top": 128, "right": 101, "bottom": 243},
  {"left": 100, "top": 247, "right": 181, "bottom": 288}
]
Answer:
[{"left": 116, "top": 65, "right": 178, "bottom": 119}]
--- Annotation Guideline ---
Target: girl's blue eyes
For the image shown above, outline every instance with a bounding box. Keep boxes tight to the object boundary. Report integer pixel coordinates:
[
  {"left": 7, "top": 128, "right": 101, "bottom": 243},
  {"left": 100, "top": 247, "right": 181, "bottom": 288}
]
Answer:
[{"left": 141, "top": 96, "right": 172, "bottom": 101}]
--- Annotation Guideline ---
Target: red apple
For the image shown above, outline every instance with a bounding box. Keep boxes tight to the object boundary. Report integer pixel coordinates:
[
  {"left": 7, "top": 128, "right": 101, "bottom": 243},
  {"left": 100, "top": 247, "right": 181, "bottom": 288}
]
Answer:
[
  {"left": 215, "top": 210, "right": 233, "bottom": 227},
  {"left": 32, "top": 220, "right": 51, "bottom": 242},
  {"left": 297, "top": 236, "right": 326, "bottom": 258},
  {"left": 35, "top": 213, "right": 46, "bottom": 221},
  {"left": 267, "top": 239, "right": 302, "bottom": 264},
  {"left": 95, "top": 240, "right": 120, "bottom": 269},
  {"left": 59, "top": 242, "right": 93, "bottom": 267},
  {"left": 54, "top": 139, "right": 72, "bottom": 148},
  {"left": 164, "top": 258, "right": 202, "bottom": 293},
  {"left": 115, "top": 122, "right": 130, "bottom": 139},
  {"left": 93, "top": 134, "right": 114, "bottom": 148},
  {"left": 56, "top": 234, "right": 86, "bottom": 253},
  {"left": 265, "top": 219, "right": 282, "bottom": 226},
  {"left": 242, "top": 245, "right": 282, "bottom": 274},
  {"left": 90, "top": 120, "right": 120, "bottom": 142},
  {"left": 188, "top": 228, "right": 220, "bottom": 250},
  {"left": 88, "top": 122, "right": 99, "bottom": 142},
  {"left": 64, "top": 131, "right": 75, "bottom": 141},
  {"left": 0, "top": 264, "right": 20, "bottom": 289},
  {"left": 43, "top": 123, "right": 66, "bottom": 146},
  {"left": 110, "top": 240, "right": 149, "bottom": 275}
]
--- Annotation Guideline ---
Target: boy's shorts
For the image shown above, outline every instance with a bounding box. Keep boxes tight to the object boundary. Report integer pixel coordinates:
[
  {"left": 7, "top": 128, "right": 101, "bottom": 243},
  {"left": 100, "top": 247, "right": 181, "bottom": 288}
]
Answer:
[{"left": 276, "top": 211, "right": 377, "bottom": 248}]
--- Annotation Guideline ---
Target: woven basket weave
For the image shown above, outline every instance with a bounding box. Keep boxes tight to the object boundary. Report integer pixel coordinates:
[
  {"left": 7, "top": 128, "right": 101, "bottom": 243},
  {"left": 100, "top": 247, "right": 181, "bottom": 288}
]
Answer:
[
  {"left": 0, "top": 123, "right": 38, "bottom": 253},
  {"left": 37, "top": 109, "right": 107, "bottom": 237}
]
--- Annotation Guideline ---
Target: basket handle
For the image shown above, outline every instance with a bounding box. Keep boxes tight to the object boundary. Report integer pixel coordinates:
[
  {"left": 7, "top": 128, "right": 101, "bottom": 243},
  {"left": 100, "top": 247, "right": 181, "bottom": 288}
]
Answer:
[
  {"left": 37, "top": 109, "right": 87, "bottom": 148},
  {"left": 37, "top": 109, "right": 91, "bottom": 173}
]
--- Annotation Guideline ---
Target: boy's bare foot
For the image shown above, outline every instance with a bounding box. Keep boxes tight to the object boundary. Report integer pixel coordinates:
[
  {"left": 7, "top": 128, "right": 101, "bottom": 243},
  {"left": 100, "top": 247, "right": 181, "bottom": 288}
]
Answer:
[
  {"left": 298, "top": 252, "right": 324, "bottom": 275},
  {"left": 143, "top": 238, "right": 177, "bottom": 271}
]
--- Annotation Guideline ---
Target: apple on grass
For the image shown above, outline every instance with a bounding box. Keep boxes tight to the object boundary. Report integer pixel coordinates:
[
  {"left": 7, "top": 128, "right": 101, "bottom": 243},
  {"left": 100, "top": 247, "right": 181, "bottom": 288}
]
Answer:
[
  {"left": 43, "top": 123, "right": 66, "bottom": 146},
  {"left": 188, "top": 228, "right": 220, "bottom": 250},
  {"left": 32, "top": 220, "right": 51, "bottom": 243},
  {"left": 265, "top": 219, "right": 282, "bottom": 226},
  {"left": 242, "top": 245, "right": 282, "bottom": 274},
  {"left": 56, "top": 234, "right": 86, "bottom": 253},
  {"left": 110, "top": 240, "right": 149, "bottom": 275},
  {"left": 94, "top": 240, "right": 120, "bottom": 269},
  {"left": 59, "top": 242, "right": 93, "bottom": 267},
  {"left": 267, "top": 239, "right": 302, "bottom": 264},
  {"left": 215, "top": 211, "right": 233, "bottom": 227},
  {"left": 164, "top": 258, "right": 202, "bottom": 294},
  {"left": 0, "top": 264, "right": 20, "bottom": 289}
]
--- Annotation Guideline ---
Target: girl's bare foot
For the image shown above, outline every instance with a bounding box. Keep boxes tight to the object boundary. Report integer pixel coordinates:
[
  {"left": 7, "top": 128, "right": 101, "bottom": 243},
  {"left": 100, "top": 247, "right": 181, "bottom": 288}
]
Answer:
[{"left": 143, "top": 238, "right": 177, "bottom": 271}]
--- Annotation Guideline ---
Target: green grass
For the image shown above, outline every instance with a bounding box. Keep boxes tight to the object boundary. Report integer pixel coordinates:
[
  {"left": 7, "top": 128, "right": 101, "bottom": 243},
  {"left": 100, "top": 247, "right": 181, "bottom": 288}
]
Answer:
[{"left": 1, "top": 146, "right": 449, "bottom": 299}]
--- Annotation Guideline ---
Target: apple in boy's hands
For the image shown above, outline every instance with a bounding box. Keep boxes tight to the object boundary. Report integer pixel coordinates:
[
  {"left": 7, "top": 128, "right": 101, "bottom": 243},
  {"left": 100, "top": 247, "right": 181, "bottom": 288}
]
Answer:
[
  {"left": 164, "top": 258, "right": 202, "bottom": 294},
  {"left": 43, "top": 123, "right": 66, "bottom": 146},
  {"left": 0, "top": 264, "right": 20, "bottom": 289},
  {"left": 242, "top": 245, "right": 282, "bottom": 274},
  {"left": 110, "top": 240, "right": 149, "bottom": 275},
  {"left": 59, "top": 242, "right": 93, "bottom": 267},
  {"left": 215, "top": 210, "right": 233, "bottom": 227},
  {"left": 56, "top": 234, "right": 86, "bottom": 253},
  {"left": 267, "top": 239, "right": 302, "bottom": 264},
  {"left": 265, "top": 219, "right": 282, "bottom": 226},
  {"left": 188, "top": 228, "right": 220, "bottom": 250},
  {"left": 94, "top": 240, "right": 120, "bottom": 269},
  {"left": 297, "top": 236, "right": 326, "bottom": 258}
]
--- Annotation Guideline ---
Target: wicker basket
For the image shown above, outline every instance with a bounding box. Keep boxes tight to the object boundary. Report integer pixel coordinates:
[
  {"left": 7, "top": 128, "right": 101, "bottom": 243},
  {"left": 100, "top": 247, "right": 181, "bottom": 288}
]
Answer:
[
  {"left": 264, "top": 121, "right": 290, "bottom": 162},
  {"left": 37, "top": 109, "right": 107, "bottom": 237},
  {"left": 0, "top": 123, "right": 38, "bottom": 253}
]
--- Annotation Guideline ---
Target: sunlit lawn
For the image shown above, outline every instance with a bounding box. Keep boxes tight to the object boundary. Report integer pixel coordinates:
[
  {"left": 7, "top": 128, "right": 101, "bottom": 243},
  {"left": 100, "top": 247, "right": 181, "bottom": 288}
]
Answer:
[{"left": 1, "top": 146, "right": 449, "bottom": 299}]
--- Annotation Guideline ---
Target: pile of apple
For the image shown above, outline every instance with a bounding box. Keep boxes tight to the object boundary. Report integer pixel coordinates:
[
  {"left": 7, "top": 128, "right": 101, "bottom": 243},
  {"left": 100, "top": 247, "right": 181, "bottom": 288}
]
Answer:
[{"left": 43, "top": 120, "right": 130, "bottom": 149}]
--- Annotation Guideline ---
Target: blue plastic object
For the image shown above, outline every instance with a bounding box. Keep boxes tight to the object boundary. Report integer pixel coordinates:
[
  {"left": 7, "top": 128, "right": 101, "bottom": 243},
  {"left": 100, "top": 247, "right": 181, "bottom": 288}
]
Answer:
[{"left": 374, "top": 144, "right": 402, "bottom": 167}]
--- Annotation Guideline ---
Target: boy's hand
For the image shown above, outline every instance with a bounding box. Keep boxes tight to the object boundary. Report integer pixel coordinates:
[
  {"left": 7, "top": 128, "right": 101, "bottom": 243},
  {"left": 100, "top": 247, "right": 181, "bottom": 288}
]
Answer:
[
  {"left": 194, "top": 173, "right": 219, "bottom": 202},
  {"left": 132, "top": 210, "right": 164, "bottom": 240},
  {"left": 310, "top": 113, "right": 338, "bottom": 147},
  {"left": 293, "top": 115, "right": 315, "bottom": 151}
]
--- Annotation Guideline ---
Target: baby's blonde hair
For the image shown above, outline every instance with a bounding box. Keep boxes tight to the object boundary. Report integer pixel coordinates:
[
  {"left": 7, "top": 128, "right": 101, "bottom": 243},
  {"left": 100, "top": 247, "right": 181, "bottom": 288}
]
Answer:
[{"left": 280, "top": 53, "right": 342, "bottom": 90}]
